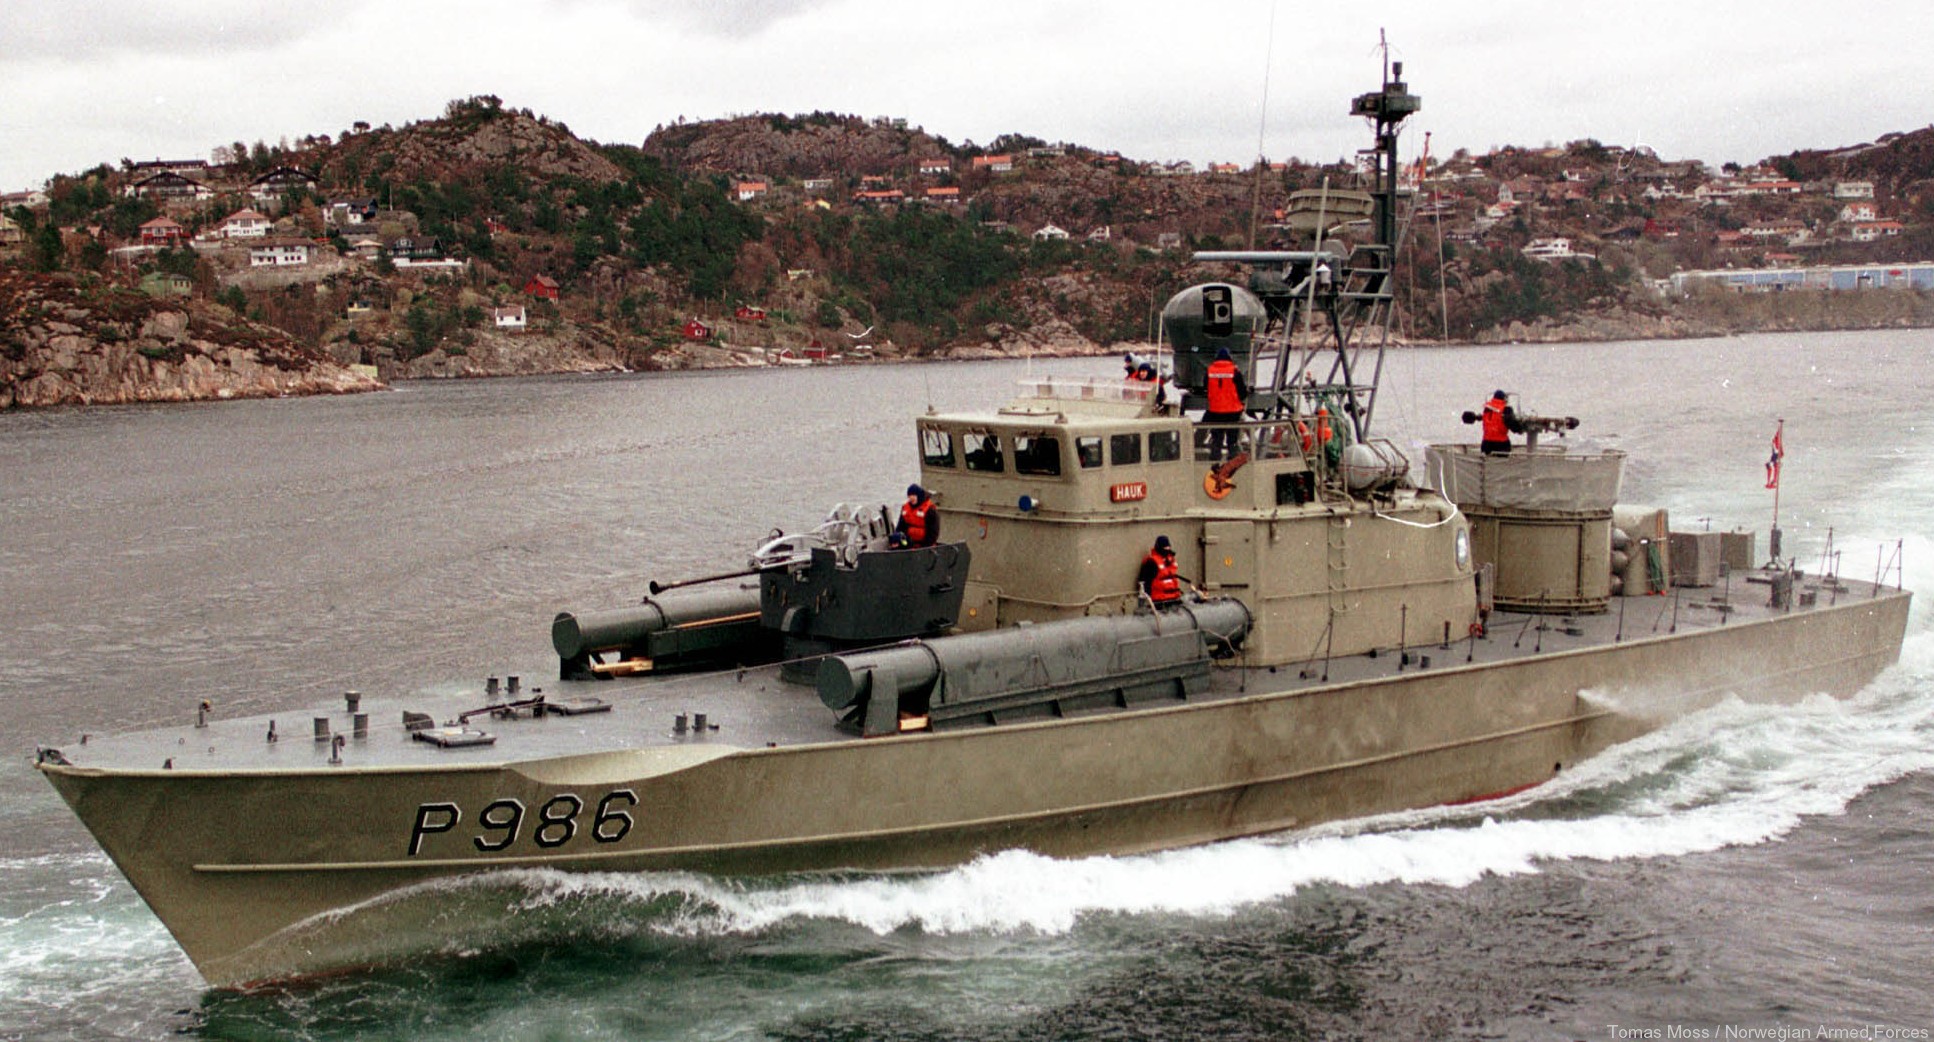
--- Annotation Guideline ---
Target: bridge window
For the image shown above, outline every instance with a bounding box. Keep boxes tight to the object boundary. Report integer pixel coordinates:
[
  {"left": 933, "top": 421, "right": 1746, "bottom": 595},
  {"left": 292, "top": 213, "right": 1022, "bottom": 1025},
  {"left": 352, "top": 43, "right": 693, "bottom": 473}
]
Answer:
[
  {"left": 1109, "top": 433, "right": 1141, "bottom": 466},
  {"left": 1014, "top": 435, "right": 1062, "bottom": 476},
  {"left": 921, "top": 428, "right": 955, "bottom": 468},
  {"left": 963, "top": 433, "right": 1004, "bottom": 472},
  {"left": 1149, "top": 430, "right": 1182, "bottom": 462},
  {"left": 1076, "top": 436, "right": 1103, "bottom": 468}
]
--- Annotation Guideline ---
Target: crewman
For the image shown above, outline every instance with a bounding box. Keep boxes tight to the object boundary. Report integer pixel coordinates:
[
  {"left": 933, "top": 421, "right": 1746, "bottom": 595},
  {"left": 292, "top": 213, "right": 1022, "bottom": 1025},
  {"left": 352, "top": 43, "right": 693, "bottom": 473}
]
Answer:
[
  {"left": 1201, "top": 346, "right": 1248, "bottom": 461},
  {"left": 1133, "top": 362, "right": 1170, "bottom": 412},
  {"left": 1138, "top": 535, "right": 1183, "bottom": 606},
  {"left": 893, "top": 484, "right": 939, "bottom": 548},
  {"left": 1463, "top": 389, "right": 1523, "bottom": 456}
]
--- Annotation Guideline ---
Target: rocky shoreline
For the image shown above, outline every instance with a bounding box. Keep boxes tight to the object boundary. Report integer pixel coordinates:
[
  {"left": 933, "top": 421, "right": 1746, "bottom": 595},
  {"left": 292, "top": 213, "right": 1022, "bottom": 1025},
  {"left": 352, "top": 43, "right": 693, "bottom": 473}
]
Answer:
[
  {"left": 1, "top": 269, "right": 382, "bottom": 410},
  {"left": 7, "top": 265, "right": 1931, "bottom": 409}
]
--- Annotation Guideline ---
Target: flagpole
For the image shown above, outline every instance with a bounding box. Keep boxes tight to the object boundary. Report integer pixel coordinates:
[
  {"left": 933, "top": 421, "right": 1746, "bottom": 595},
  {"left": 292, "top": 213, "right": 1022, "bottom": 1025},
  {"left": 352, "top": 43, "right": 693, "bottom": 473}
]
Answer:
[{"left": 1768, "top": 418, "right": 1784, "bottom": 567}]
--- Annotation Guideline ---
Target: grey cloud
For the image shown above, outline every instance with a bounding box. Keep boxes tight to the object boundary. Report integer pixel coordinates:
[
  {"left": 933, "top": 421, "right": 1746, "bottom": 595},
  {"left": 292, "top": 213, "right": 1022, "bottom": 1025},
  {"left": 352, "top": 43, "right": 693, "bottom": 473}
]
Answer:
[
  {"left": 1, "top": 1, "right": 355, "bottom": 61},
  {"left": 602, "top": 0, "right": 837, "bottom": 36}
]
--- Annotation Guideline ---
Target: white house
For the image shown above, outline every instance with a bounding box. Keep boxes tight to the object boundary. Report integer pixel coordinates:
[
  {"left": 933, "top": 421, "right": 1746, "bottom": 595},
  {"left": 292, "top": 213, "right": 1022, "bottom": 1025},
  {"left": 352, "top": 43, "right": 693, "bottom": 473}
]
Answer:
[
  {"left": 1522, "top": 238, "right": 1594, "bottom": 261},
  {"left": 491, "top": 305, "right": 527, "bottom": 332},
  {"left": 1032, "top": 223, "right": 1069, "bottom": 241},
  {"left": 1839, "top": 202, "right": 1879, "bottom": 223},
  {"left": 1833, "top": 181, "right": 1875, "bottom": 200},
  {"left": 221, "top": 209, "right": 272, "bottom": 238},
  {"left": 248, "top": 241, "right": 311, "bottom": 267}
]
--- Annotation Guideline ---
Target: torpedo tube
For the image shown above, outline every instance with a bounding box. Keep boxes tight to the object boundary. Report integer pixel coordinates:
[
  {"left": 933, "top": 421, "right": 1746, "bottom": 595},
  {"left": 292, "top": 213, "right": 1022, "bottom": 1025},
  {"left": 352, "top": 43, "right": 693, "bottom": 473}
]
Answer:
[{"left": 817, "top": 599, "right": 1252, "bottom": 737}]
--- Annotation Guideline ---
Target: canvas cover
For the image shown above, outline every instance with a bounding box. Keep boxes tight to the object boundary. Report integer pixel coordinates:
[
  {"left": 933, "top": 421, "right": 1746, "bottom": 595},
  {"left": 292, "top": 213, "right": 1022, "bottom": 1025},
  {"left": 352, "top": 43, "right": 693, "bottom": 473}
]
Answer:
[{"left": 1424, "top": 445, "right": 1625, "bottom": 512}]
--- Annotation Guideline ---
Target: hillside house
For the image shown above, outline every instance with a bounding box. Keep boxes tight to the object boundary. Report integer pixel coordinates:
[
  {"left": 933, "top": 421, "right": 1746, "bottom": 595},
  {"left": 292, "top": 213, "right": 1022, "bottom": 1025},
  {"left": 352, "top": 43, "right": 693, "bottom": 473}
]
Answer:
[
  {"left": 852, "top": 189, "right": 905, "bottom": 204},
  {"left": 1208, "top": 163, "right": 1242, "bottom": 175},
  {"left": 1522, "top": 238, "right": 1592, "bottom": 260},
  {"left": 249, "top": 167, "right": 320, "bottom": 202},
  {"left": 918, "top": 158, "right": 951, "bottom": 175},
  {"left": 971, "top": 155, "right": 1014, "bottom": 173},
  {"left": 734, "top": 304, "right": 767, "bottom": 321},
  {"left": 682, "top": 318, "right": 711, "bottom": 340},
  {"left": 1839, "top": 202, "right": 1880, "bottom": 223},
  {"left": 139, "top": 216, "right": 187, "bottom": 246},
  {"left": 1693, "top": 183, "right": 1734, "bottom": 205},
  {"left": 138, "top": 272, "right": 193, "bottom": 297},
  {"left": 342, "top": 233, "right": 384, "bottom": 259},
  {"left": 388, "top": 236, "right": 445, "bottom": 261},
  {"left": 220, "top": 209, "right": 272, "bottom": 238},
  {"left": 1543, "top": 181, "right": 1590, "bottom": 203},
  {"left": 129, "top": 159, "right": 209, "bottom": 179},
  {"left": 524, "top": 274, "right": 560, "bottom": 300},
  {"left": 1086, "top": 226, "right": 1112, "bottom": 242},
  {"left": 1851, "top": 221, "right": 1903, "bottom": 242},
  {"left": 127, "top": 172, "right": 212, "bottom": 202},
  {"left": 491, "top": 305, "right": 527, "bottom": 331},
  {"left": 1032, "top": 223, "right": 1069, "bottom": 241},
  {"left": 326, "top": 198, "right": 378, "bottom": 226},
  {"left": 735, "top": 181, "right": 768, "bottom": 201},
  {"left": 1834, "top": 181, "right": 1875, "bottom": 200},
  {"left": 923, "top": 186, "right": 960, "bottom": 204},
  {"left": 248, "top": 240, "right": 312, "bottom": 267},
  {"left": 1, "top": 189, "right": 49, "bottom": 209},
  {"left": 1743, "top": 219, "right": 1807, "bottom": 242},
  {"left": 801, "top": 177, "right": 834, "bottom": 193},
  {"left": 0, "top": 213, "right": 21, "bottom": 245}
]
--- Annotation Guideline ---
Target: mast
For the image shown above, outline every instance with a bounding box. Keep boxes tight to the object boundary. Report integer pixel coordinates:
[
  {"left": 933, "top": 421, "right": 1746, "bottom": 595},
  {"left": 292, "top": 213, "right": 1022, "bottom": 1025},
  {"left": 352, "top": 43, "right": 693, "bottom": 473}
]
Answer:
[{"left": 1178, "top": 51, "right": 1419, "bottom": 444}]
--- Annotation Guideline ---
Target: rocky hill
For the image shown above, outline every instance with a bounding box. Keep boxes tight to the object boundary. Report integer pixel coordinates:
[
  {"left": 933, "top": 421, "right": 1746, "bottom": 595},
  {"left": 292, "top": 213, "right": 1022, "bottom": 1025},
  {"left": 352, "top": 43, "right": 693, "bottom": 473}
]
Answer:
[
  {"left": 7, "top": 94, "right": 1934, "bottom": 408},
  {"left": 641, "top": 112, "right": 953, "bottom": 180},
  {"left": 319, "top": 97, "right": 627, "bottom": 189},
  {"left": 0, "top": 268, "right": 381, "bottom": 408}
]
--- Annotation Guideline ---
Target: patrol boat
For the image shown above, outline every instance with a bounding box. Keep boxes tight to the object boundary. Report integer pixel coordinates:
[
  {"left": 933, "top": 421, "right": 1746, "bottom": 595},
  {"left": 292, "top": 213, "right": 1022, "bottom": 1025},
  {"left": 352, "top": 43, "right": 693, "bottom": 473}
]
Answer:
[{"left": 35, "top": 64, "right": 1911, "bottom": 987}]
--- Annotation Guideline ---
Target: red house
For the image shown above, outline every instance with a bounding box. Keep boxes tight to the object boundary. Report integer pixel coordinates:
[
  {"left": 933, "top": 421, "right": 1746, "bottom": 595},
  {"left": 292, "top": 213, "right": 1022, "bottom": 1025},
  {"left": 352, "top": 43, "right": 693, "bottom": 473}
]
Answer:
[
  {"left": 682, "top": 318, "right": 712, "bottom": 340},
  {"left": 734, "top": 304, "right": 767, "bottom": 321},
  {"left": 523, "top": 274, "right": 560, "bottom": 300},
  {"left": 139, "top": 216, "right": 186, "bottom": 246}
]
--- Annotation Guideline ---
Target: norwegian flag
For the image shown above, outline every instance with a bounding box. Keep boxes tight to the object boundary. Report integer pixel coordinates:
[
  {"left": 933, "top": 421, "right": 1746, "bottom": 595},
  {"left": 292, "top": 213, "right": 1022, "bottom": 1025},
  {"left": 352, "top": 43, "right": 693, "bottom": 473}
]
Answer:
[{"left": 1764, "top": 424, "right": 1784, "bottom": 490}]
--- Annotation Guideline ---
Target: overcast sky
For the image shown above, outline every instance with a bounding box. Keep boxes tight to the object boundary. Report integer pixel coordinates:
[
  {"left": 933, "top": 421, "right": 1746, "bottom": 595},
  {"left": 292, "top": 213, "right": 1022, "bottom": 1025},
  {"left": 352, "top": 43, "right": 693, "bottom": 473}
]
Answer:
[{"left": 3, "top": 0, "right": 1929, "bottom": 192}]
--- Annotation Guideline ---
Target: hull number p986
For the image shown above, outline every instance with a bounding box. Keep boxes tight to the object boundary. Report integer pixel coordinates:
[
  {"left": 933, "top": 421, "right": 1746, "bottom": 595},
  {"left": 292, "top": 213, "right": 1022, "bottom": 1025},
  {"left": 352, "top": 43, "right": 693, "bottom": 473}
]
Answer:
[{"left": 408, "top": 790, "right": 638, "bottom": 856}]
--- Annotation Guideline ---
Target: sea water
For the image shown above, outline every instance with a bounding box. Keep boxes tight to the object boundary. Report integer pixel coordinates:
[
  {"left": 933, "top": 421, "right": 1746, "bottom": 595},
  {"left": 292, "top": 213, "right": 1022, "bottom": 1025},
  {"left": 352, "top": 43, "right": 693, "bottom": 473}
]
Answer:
[{"left": 2, "top": 332, "right": 1930, "bottom": 1040}]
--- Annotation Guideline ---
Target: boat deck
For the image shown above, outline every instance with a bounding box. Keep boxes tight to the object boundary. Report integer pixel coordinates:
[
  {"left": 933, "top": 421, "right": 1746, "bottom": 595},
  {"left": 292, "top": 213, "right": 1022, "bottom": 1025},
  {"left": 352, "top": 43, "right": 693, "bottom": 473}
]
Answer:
[{"left": 48, "top": 573, "right": 1906, "bottom": 775}]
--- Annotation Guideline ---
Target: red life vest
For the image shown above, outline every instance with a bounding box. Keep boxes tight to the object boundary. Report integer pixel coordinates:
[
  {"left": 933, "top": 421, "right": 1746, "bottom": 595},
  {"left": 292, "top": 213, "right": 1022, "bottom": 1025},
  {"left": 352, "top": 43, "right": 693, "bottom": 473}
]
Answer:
[
  {"left": 900, "top": 497, "right": 934, "bottom": 546},
  {"left": 1144, "top": 550, "right": 1181, "bottom": 602},
  {"left": 1481, "top": 396, "right": 1509, "bottom": 443},
  {"left": 1205, "top": 358, "right": 1243, "bottom": 414}
]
